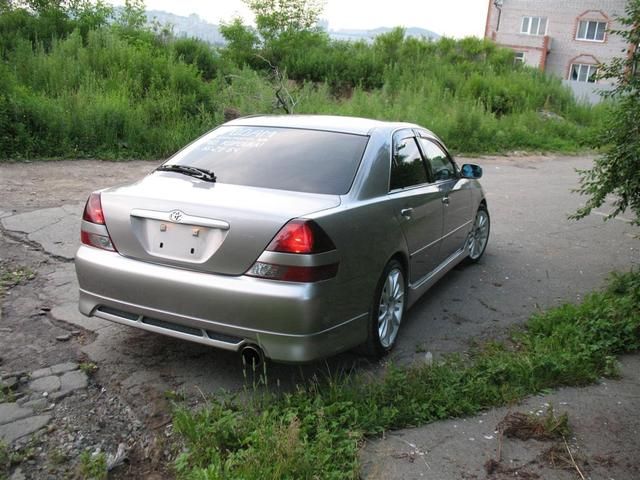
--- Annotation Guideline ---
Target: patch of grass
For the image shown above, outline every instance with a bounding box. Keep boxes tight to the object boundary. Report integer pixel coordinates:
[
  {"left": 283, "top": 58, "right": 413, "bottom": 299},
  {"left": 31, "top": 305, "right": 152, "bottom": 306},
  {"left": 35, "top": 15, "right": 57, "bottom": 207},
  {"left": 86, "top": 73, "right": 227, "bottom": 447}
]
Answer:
[
  {"left": 0, "top": 265, "right": 35, "bottom": 298},
  {"left": 164, "top": 389, "right": 186, "bottom": 402},
  {"left": 78, "top": 450, "right": 107, "bottom": 480},
  {"left": 0, "top": 441, "right": 9, "bottom": 480},
  {"left": 498, "top": 406, "right": 570, "bottom": 441},
  {"left": 172, "top": 270, "right": 640, "bottom": 479},
  {"left": 0, "top": 387, "right": 15, "bottom": 404},
  {"left": 0, "top": 442, "right": 30, "bottom": 480},
  {"left": 78, "top": 362, "right": 98, "bottom": 376},
  {"left": 49, "top": 448, "right": 68, "bottom": 465}
]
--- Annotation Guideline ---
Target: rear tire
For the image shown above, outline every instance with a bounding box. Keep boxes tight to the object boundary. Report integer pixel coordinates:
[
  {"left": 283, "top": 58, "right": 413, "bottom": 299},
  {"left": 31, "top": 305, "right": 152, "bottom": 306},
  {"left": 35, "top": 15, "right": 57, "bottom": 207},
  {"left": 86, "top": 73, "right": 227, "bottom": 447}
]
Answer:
[{"left": 362, "top": 259, "right": 406, "bottom": 357}]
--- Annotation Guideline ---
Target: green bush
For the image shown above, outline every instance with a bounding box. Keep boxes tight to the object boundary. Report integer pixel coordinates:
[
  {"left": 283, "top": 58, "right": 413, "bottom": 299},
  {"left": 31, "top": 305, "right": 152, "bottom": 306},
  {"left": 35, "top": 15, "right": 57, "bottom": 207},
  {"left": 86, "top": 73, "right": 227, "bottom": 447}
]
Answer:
[{"left": 0, "top": 3, "right": 605, "bottom": 160}]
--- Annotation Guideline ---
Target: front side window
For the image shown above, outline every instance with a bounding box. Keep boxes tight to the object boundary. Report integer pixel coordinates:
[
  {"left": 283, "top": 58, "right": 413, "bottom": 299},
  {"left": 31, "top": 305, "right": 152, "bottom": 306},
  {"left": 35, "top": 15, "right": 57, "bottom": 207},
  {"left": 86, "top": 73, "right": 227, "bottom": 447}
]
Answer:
[
  {"left": 576, "top": 20, "right": 606, "bottom": 41},
  {"left": 521, "top": 16, "right": 547, "bottom": 36},
  {"left": 390, "top": 138, "right": 428, "bottom": 190},
  {"left": 570, "top": 63, "right": 598, "bottom": 83},
  {"left": 514, "top": 52, "right": 526, "bottom": 64},
  {"left": 418, "top": 139, "right": 457, "bottom": 182}
]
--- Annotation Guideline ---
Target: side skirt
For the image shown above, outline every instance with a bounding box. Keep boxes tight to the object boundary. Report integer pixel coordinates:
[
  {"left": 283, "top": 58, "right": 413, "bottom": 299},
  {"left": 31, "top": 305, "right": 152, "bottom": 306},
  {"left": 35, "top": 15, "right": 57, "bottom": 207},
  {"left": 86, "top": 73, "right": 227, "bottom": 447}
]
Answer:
[{"left": 406, "top": 247, "right": 468, "bottom": 308}]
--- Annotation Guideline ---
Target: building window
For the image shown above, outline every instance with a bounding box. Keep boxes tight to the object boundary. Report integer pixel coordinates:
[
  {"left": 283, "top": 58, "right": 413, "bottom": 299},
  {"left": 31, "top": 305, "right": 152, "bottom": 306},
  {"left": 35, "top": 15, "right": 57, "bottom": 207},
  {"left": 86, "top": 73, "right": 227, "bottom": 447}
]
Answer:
[
  {"left": 570, "top": 64, "right": 598, "bottom": 83},
  {"left": 514, "top": 52, "right": 526, "bottom": 64},
  {"left": 576, "top": 20, "right": 606, "bottom": 41},
  {"left": 521, "top": 16, "right": 547, "bottom": 36}
]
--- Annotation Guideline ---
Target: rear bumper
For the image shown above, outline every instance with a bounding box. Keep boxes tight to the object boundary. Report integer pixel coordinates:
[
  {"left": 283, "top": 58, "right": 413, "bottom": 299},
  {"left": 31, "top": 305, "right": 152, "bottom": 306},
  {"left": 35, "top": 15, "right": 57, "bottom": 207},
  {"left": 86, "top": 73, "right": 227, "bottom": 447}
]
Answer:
[{"left": 75, "top": 246, "right": 368, "bottom": 363}]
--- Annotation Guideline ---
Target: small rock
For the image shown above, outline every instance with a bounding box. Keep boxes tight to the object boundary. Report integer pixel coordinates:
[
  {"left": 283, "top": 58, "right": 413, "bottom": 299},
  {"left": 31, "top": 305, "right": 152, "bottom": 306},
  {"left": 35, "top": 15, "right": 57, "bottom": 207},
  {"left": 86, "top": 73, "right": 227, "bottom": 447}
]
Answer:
[
  {"left": 23, "top": 398, "right": 49, "bottom": 411},
  {"left": 50, "top": 362, "right": 78, "bottom": 375},
  {"left": 50, "top": 390, "right": 71, "bottom": 402},
  {"left": 9, "top": 467, "right": 26, "bottom": 480},
  {"left": 56, "top": 334, "right": 71, "bottom": 342},
  {"left": 59, "top": 370, "right": 88, "bottom": 394},
  {"left": 0, "top": 404, "right": 34, "bottom": 425},
  {"left": 0, "top": 414, "right": 51, "bottom": 444},
  {"left": 31, "top": 367, "right": 53, "bottom": 380},
  {"left": 424, "top": 352, "right": 433, "bottom": 367},
  {"left": 29, "top": 375, "right": 61, "bottom": 393},
  {"left": 12, "top": 392, "right": 26, "bottom": 402},
  {"left": 2, "top": 377, "right": 18, "bottom": 390}
]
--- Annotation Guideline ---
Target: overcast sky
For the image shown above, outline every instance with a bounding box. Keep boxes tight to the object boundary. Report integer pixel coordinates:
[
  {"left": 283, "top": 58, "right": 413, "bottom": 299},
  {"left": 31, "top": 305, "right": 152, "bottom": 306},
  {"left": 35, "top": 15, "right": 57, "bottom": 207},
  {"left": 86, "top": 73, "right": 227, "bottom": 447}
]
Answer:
[{"left": 108, "top": 0, "right": 488, "bottom": 38}]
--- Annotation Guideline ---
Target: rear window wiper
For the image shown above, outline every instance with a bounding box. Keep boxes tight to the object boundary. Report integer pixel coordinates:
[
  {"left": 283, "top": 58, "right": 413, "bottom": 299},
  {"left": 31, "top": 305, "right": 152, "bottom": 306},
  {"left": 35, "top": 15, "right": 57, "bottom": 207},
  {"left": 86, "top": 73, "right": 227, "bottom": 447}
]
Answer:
[{"left": 156, "top": 164, "right": 217, "bottom": 182}]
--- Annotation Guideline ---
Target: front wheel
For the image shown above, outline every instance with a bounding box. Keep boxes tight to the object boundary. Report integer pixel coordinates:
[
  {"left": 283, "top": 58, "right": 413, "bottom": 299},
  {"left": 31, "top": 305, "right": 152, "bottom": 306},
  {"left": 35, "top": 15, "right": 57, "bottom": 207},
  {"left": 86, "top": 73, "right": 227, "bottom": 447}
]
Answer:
[
  {"left": 362, "top": 259, "right": 406, "bottom": 357},
  {"left": 467, "top": 205, "right": 490, "bottom": 263}
]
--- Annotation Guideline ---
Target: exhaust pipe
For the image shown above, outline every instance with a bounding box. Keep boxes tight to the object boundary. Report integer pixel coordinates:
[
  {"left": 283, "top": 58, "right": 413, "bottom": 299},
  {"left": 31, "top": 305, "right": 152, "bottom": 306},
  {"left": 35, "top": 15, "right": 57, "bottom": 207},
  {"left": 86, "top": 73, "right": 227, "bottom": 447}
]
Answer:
[{"left": 241, "top": 344, "right": 264, "bottom": 369}]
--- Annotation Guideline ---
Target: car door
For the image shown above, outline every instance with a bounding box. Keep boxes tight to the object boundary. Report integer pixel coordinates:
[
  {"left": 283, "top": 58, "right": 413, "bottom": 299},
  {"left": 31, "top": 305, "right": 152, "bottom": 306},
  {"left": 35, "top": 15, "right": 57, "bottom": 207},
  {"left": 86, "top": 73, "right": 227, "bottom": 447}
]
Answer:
[
  {"left": 388, "top": 133, "right": 444, "bottom": 284},
  {"left": 418, "top": 137, "right": 473, "bottom": 260}
]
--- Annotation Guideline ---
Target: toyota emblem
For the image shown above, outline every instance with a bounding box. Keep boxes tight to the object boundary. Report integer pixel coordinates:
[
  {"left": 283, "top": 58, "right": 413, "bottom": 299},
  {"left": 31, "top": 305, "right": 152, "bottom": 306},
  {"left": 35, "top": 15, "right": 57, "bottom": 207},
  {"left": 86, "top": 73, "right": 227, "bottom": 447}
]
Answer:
[{"left": 169, "top": 210, "right": 184, "bottom": 223}]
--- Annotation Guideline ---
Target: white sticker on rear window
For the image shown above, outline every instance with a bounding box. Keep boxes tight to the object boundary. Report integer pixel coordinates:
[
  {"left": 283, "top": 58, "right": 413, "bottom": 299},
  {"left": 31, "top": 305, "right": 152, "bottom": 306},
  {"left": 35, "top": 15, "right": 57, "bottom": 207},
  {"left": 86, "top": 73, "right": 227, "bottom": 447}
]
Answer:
[{"left": 202, "top": 128, "right": 279, "bottom": 154}]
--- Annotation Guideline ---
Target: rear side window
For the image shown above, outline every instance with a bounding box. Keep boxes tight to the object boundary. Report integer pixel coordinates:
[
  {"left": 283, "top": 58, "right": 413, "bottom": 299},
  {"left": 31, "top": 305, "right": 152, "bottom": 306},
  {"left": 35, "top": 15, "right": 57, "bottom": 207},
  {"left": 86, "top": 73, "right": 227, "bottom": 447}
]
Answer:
[
  {"left": 167, "top": 126, "right": 369, "bottom": 195},
  {"left": 390, "top": 137, "right": 428, "bottom": 190}
]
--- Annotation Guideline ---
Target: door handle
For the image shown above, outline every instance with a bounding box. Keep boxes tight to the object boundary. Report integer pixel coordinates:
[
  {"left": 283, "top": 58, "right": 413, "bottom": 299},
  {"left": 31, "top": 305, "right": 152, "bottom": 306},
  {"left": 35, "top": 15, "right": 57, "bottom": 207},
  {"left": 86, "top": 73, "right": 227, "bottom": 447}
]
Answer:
[
  {"left": 400, "top": 208, "right": 413, "bottom": 218},
  {"left": 442, "top": 196, "right": 450, "bottom": 205}
]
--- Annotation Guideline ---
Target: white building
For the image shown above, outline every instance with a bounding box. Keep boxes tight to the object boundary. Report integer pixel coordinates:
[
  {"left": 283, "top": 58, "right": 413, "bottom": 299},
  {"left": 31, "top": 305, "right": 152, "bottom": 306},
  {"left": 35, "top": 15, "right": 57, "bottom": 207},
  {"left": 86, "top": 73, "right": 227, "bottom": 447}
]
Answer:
[{"left": 484, "top": 0, "right": 631, "bottom": 103}]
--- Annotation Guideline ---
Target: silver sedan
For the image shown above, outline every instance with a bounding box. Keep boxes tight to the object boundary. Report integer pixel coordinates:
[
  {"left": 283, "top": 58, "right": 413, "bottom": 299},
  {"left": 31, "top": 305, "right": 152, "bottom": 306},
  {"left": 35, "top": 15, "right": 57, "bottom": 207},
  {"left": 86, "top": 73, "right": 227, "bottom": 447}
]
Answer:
[{"left": 75, "top": 115, "right": 489, "bottom": 364}]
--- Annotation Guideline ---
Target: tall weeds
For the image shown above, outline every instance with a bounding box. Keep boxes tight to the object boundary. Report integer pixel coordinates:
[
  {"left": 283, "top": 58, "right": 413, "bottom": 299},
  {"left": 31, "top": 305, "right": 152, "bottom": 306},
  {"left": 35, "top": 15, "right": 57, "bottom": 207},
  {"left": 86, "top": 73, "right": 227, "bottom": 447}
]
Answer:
[{"left": 0, "top": 8, "right": 605, "bottom": 160}]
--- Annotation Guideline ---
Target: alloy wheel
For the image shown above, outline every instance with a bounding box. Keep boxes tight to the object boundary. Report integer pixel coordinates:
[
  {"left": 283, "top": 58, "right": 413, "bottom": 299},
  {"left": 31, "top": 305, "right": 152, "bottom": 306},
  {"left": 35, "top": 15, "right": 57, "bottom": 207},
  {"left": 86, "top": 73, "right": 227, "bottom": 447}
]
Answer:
[{"left": 377, "top": 267, "right": 405, "bottom": 349}]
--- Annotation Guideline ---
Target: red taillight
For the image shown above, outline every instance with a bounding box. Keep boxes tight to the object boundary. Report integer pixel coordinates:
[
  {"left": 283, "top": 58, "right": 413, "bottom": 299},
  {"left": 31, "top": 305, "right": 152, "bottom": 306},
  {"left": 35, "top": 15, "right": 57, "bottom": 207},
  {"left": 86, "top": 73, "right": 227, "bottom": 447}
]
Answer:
[
  {"left": 267, "top": 219, "right": 335, "bottom": 254},
  {"left": 83, "top": 193, "right": 105, "bottom": 224},
  {"left": 248, "top": 219, "right": 338, "bottom": 282},
  {"left": 81, "top": 192, "right": 117, "bottom": 252}
]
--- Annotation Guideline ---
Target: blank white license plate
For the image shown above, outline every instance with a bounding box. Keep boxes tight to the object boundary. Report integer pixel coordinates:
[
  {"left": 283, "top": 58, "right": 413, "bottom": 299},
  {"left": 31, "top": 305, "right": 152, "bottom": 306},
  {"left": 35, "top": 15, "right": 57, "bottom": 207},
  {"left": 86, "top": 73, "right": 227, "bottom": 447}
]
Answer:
[{"left": 141, "top": 219, "right": 226, "bottom": 262}]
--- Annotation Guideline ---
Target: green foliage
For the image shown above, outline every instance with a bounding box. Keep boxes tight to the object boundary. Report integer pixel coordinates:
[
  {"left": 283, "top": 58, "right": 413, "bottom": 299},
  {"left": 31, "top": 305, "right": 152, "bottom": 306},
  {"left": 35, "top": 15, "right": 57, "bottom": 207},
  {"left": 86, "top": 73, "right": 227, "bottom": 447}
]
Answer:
[
  {"left": 174, "top": 270, "right": 640, "bottom": 479},
  {"left": 78, "top": 450, "right": 107, "bottom": 480},
  {"left": 78, "top": 362, "right": 98, "bottom": 375},
  {"left": 0, "top": 264, "right": 35, "bottom": 297},
  {"left": 572, "top": 0, "right": 640, "bottom": 224},
  {"left": 0, "top": 0, "right": 605, "bottom": 160},
  {"left": 0, "top": 441, "right": 9, "bottom": 475},
  {"left": 219, "top": 17, "right": 259, "bottom": 67},
  {"left": 243, "top": 0, "right": 325, "bottom": 41}
]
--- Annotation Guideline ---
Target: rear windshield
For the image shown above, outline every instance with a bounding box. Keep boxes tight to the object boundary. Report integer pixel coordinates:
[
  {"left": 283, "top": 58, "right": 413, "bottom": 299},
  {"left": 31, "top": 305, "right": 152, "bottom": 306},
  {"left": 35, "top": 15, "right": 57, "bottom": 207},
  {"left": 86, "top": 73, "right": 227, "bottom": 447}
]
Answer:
[{"left": 167, "top": 126, "right": 369, "bottom": 195}]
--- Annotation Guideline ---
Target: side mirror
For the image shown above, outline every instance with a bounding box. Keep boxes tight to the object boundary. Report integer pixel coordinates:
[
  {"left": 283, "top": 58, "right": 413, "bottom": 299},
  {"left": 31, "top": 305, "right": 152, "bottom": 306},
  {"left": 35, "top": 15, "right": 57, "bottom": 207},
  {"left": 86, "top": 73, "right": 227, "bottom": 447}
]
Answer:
[{"left": 461, "top": 164, "right": 483, "bottom": 179}]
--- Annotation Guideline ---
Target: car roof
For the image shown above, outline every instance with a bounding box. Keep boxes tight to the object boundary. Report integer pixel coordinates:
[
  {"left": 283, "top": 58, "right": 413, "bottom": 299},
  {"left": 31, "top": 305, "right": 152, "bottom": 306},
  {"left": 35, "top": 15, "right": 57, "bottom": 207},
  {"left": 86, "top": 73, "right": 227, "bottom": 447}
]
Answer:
[{"left": 224, "top": 114, "right": 430, "bottom": 137}]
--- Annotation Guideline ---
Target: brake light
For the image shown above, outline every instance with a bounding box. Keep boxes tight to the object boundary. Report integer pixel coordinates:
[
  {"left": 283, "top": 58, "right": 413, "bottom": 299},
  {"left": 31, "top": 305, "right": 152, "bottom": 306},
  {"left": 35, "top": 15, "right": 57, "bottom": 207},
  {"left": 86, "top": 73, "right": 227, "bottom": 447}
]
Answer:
[
  {"left": 247, "top": 219, "right": 338, "bottom": 282},
  {"left": 83, "top": 192, "right": 105, "bottom": 224},
  {"left": 267, "top": 219, "right": 335, "bottom": 254},
  {"left": 81, "top": 193, "right": 117, "bottom": 252}
]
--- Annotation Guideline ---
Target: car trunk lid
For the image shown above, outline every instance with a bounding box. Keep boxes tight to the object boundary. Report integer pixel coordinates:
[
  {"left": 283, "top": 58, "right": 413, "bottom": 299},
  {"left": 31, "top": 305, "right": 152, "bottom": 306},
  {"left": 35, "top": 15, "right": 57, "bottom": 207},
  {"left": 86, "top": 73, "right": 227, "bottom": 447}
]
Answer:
[{"left": 100, "top": 172, "right": 341, "bottom": 275}]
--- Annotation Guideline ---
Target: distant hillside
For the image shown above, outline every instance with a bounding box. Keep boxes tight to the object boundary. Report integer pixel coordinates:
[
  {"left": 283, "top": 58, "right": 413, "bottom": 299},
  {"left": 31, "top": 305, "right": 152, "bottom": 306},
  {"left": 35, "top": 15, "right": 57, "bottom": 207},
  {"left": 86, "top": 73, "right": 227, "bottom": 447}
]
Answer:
[
  {"left": 146, "top": 10, "right": 225, "bottom": 44},
  {"left": 144, "top": 10, "right": 440, "bottom": 45},
  {"left": 329, "top": 26, "right": 440, "bottom": 42}
]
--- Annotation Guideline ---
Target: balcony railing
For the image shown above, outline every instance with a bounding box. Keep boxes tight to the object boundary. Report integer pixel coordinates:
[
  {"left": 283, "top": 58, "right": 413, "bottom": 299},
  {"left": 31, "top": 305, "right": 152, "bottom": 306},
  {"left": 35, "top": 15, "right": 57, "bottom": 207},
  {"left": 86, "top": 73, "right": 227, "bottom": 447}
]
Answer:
[{"left": 494, "top": 31, "right": 550, "bottom": 50}]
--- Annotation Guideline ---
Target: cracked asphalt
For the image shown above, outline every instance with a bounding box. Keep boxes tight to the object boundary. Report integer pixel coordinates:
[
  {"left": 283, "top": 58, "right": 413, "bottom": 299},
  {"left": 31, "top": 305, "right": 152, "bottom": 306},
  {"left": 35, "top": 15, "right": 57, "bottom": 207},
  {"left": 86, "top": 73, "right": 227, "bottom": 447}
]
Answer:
[
  {"left": 0, "top": 156, "right": 640, "bottom": 479},
  {"left": 1, "top": 156, "right": 638, "bottom": 395}
]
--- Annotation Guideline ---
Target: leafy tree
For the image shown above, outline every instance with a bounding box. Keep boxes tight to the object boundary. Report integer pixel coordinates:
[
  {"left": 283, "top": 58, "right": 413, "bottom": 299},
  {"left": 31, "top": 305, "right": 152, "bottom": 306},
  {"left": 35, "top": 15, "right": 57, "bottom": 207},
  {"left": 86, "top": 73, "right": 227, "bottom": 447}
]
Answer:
[
  {"left": 115, "top": 0, "right": 146, "bottom": 30},
  {"left": 572, "top": 0, "right": 640, "bottom": 225},
  {"left": 219, "top": 17, "right": 259, "bottom": 66},
  {"left": 243, "top": 0, "right": 325, "bottom": 41}
]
